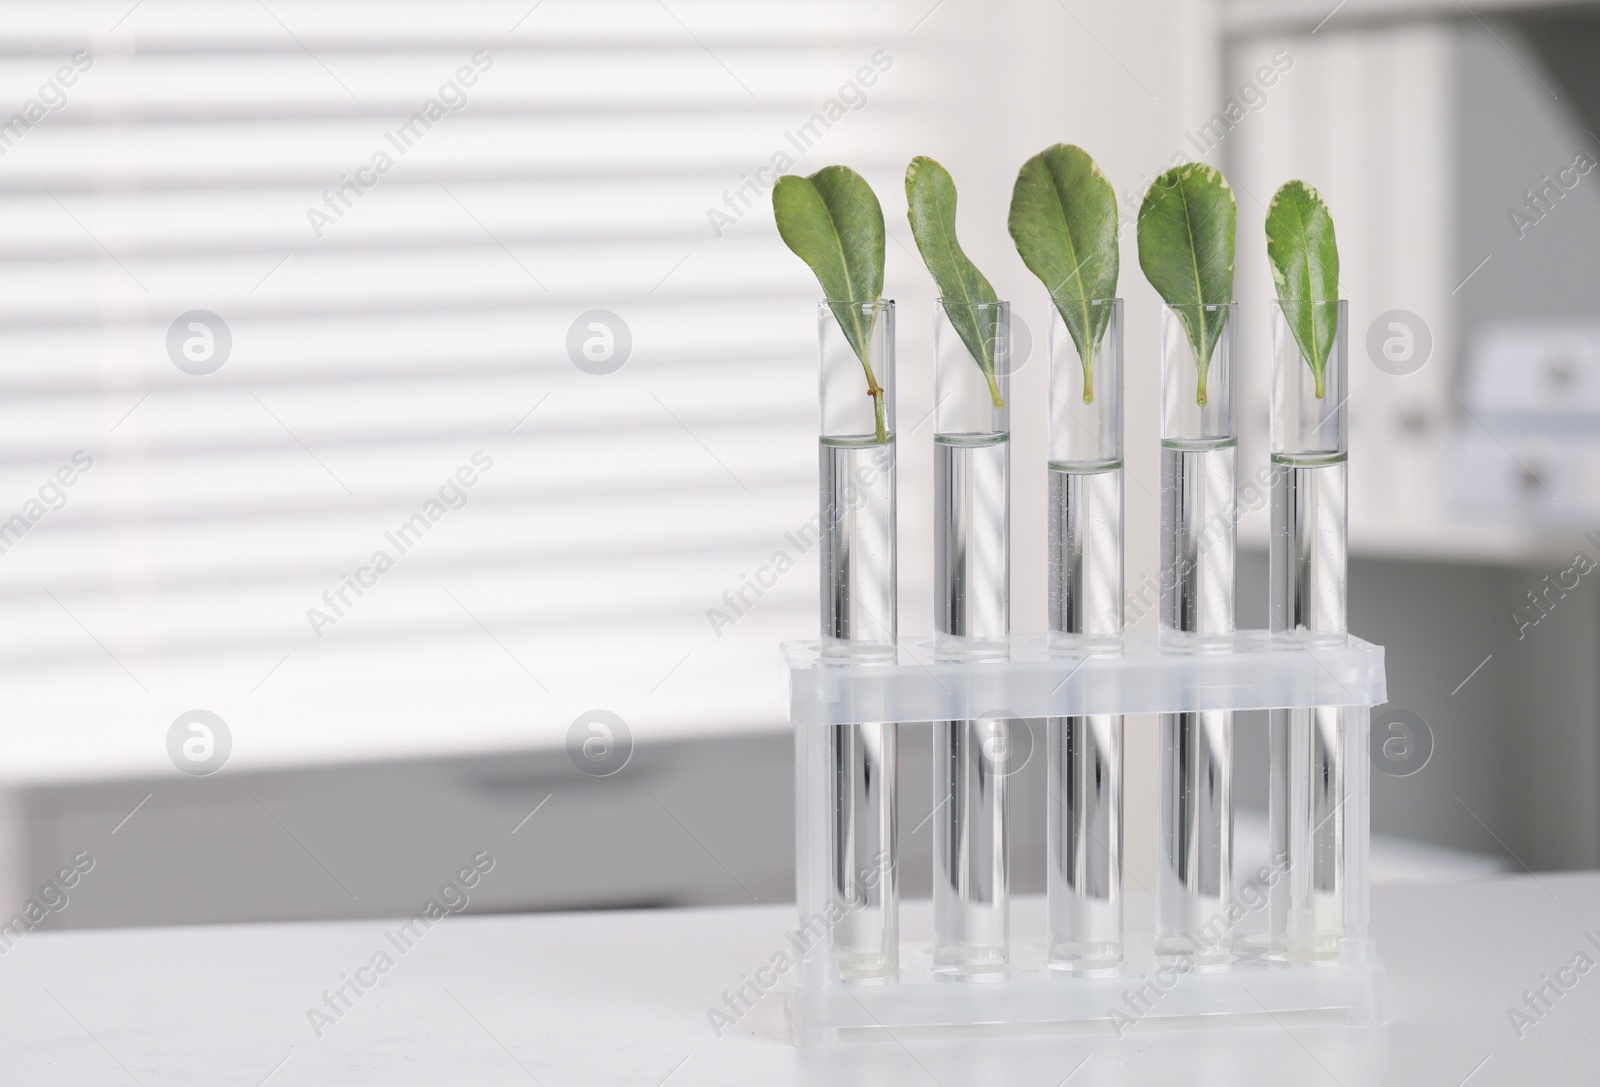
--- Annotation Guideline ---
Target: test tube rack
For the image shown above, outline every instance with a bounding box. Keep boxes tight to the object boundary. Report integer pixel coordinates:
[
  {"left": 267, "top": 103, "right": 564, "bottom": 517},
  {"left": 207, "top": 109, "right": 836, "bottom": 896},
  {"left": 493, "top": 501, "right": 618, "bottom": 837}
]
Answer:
[{"left": 785, "top": 630, "right": 1386, "bottom": 1045}]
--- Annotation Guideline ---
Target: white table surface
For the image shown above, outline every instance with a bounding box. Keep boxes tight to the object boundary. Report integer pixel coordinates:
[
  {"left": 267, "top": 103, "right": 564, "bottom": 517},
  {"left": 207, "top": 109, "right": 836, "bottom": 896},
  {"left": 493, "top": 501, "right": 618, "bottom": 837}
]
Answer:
[{"left": 2, "top": 873, "right": 1595, "bottom": 1085}]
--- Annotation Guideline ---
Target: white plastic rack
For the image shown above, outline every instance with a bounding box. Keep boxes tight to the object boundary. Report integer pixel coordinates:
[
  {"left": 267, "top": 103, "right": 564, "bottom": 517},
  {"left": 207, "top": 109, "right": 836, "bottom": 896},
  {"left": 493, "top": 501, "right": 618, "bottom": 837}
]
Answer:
[{"left": 785, "top": 631, "right": 1387, "bottom": 1045}]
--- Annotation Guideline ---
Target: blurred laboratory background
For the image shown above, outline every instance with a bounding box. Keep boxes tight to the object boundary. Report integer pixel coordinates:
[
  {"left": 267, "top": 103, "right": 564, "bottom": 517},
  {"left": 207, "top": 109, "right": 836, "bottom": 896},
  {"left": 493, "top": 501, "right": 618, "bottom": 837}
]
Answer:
[{"left": 2, "top": 0, "right": 1597, "bottom": 928}]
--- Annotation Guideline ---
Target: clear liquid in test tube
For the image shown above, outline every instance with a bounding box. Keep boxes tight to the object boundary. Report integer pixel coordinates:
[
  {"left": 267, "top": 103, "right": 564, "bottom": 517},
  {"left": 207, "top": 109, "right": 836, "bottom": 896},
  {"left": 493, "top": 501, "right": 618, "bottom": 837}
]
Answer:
[
  {"left": 1156, "top": 302, "right": 1237, "bottom": 967},
  {"left": 1268, "top": 299, "right": 1350, "bottom": 962},
  {"left": 932, "top": 299, "right": 1011, "bottom": 977},
  {"left": 1044, "top": 298, "right": 1125, "bottom": 973},
  {"left": 815, "top": 301, "right": 898, "bottom": 980}
]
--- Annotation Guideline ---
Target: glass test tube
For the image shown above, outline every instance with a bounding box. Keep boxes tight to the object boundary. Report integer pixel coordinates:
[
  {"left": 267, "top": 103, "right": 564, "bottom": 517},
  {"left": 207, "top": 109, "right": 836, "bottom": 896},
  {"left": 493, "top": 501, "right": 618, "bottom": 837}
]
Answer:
[
  {"left": 817, "top": 300, "right": 898, "bottom": 980},
  {"left": 1157, "top": 302, "right": 1237, "bottom": 966},
  {"left": 1045, "top": 299, "right": 1124, "bottom": 972},
  {"left": 1268, "top": 299, "right": 1349, "bottom": 961},
  {"left": 932, "top": 299, "right": 1011, "bottom": 976}
]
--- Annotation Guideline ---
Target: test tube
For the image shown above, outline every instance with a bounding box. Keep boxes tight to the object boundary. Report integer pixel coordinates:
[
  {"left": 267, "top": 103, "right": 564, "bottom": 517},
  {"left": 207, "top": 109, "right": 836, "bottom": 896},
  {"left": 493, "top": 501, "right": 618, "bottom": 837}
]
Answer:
[
  {"left": 932, "top": 299, "right": 1011, "bottom": 977},
  {"left": 1045, "top": 298, "right": 1124, "bottom": 972},
  {"left": 1157, "top": 302, "right": 1238, "bottom": 966},
  {"left": 1268, "top": 299, "right": 1349, "bottom": 961},
  {"left": 816, "top": 300, "right": 898, "bottom": 980}
]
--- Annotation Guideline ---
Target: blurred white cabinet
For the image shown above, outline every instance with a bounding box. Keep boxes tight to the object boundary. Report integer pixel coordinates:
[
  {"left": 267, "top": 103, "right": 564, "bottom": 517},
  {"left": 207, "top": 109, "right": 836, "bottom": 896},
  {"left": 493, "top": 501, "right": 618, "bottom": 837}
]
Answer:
[
  {"left": 1224, "top": 3, "right": 1600, "bottom": 561},
  {"left": 1453, "top": 322, "right": 1600, "bottom": 527}
]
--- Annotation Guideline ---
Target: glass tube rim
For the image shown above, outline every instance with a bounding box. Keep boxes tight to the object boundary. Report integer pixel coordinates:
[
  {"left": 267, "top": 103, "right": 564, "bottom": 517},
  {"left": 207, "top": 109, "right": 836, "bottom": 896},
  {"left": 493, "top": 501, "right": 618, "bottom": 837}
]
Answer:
[
  {"left": 818, "top": 298, "right": 895, "bottom": 445},
  {"left": 936, "top": 298, "right": 1009, "bottom": 312},
  {"left": 1268, "top": 297, "right": 1346, "bottom": 457},
  {"left": 817, "top": 298, "right": 895, "bottom": 314},
  {"left": 933, "top": 298, "right": 1008, "bottom": 437},
  {"left": 1046, "top": 296, "right": 1122, "bottom": 464},
  {"left": 1161, "top": 300, "right": 1238, "bottom": 315},
  {"left": 1159, "top": 300, "right": 1237, "bottom": 441}
]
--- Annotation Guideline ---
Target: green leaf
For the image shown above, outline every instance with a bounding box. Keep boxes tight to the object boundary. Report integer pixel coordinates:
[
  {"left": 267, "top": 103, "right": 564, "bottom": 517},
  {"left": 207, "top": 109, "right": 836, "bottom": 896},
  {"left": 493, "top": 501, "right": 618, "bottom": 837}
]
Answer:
[
  {"left": 1136, "top": 163, "right": 1236, "bottom": 405},
  {"left": 772, "top": 166, "right": 888, "bottom": 440},
  {"left": 904, "top": 156, "right": 1004, "bottom": 409},
  {"left": 1007, "top": 144, "right": 1119, "bottom": 403},
  {"left": 1265, "top": 179, "right": 1340, "bottom": 399}
]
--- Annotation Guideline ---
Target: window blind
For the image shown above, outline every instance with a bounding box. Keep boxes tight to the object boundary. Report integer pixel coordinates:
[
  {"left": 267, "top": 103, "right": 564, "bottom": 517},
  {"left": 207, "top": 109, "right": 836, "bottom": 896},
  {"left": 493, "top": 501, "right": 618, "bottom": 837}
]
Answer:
[{"left": 0, "top": 0, "right": 915, "bottom": 779}]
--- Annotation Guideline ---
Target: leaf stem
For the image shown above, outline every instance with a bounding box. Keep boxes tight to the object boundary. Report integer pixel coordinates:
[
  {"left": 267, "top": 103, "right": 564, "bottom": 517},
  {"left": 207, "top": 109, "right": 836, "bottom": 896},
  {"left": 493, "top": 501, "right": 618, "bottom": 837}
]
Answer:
[
  {"left": 859, "top": 358, "right": 888, "bottom": 443},
  {"left": 1313, "top": 365, "right": 1325, "bottom": 400},
  {"left": 848, "top": 306, "right": 889, "bottom": 443},
  {"left": 1081, "top": 360, "right": 1095, "bottom": 405},
  {"left": 984, "top": 368, "right": 1006, "bottom": 410},
  {"left": 1188, "top": 312, "right": 1213, "bottom": 406}
]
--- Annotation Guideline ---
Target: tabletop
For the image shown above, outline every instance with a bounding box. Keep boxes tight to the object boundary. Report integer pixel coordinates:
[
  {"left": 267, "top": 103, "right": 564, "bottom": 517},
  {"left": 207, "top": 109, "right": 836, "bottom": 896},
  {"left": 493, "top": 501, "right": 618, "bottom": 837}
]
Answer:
[{"left": 1, "top": 872, "right": 1595, "bottom": 1085}]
